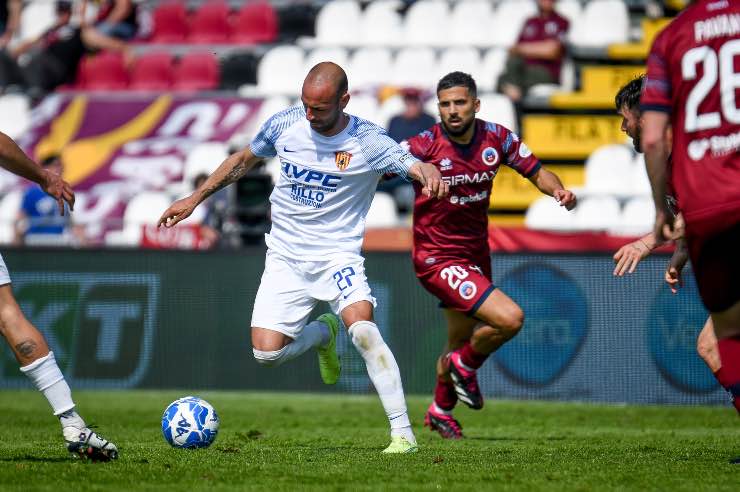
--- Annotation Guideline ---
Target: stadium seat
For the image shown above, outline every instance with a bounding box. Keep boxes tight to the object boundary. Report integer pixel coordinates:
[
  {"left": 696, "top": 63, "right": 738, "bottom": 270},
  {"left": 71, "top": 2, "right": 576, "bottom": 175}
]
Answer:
[
  {"left": 304, "top": 47, "right": 349, "bottom": 75},
  {"left": 574, "top": 196, "right": 621, "bottom": 231},
  {"left": 105, "top": 192, "right": 172, "bottom": 246},
  {"left": 360, "top": 0, "right": 404, "bottom": 47},
  {"left": 0, "top": 94, "right": 31, "bottom": 140},
  {"left": 347, "top": 47, "right": 393, "bottom": 89},
  {"left": 314, "top": 0, "right": 362, "bottom": 46},
  {"left": 256, "top": 46, "right": 305, "bottom": 96},
  {"left": 631, "top": 154, "right": 653, "bottom": 196},
  {"left": 189, "top": 0, "right": 231, "bottom": 44},
  {"left": 524, "top": 195, "right": 575, "bottom": 231},
  {"left": 584, "top": 144, "right": 634, "bottom": 196},
  {"left": 435, "top": 47, "right": 482, "bottom": 86},
  {"left": 183, "top": 142, "right": 229, "bottom": 188},
  {"left": 347, "top": 95, "right": 381, "bottom": 126},
  {"left": 243, "top": 95, "right": 292, "bottom": 136},
  {"left": 478, "top": 48, "right": 508, "bottom": 92},
  {"left": 79, "top": 52, "right": 129, "bottom": 90},
  {"left": 173, "top": 52, "right": 220, "bottom": 92},
  {"left": 570, "top": 0, "right": 629, "bottom": 48},
  {"left": 231, "top": 1, "right": 278, "bottom": 44},
  {"left": 379, "top": 94, "right": 407, "bottom": 129},
  {"left": 490, "top": 0, "right": 538, "bottom": 47},
  {"left": 554, "top": 0, "right": 582, "bottom": 26},
  {"left": 366, "top": 192, "right": 399, "bottom": 228},
  {"left": 392, "top": 48, "right": 437, "bottom": 89},
  {"left": 129, "top": 52, "right": 175, "bottom": 91},
  {"left": 450, "top": 0, "right": 494, "bottom": 47},
  {"left": 18, "top": 1, "right": 56, "bottom": 44},
  {"left": 404, "top": 0, "right": 450, "bottom": 47},
  {"left": 151, "top": 1, "right": 189, "bottom": 43},
  {"left": 613, "top": 196, "right": 655, "bottom": 236},
  {"left": 477, "top": 94, "right": 517, "bottom": 133}
]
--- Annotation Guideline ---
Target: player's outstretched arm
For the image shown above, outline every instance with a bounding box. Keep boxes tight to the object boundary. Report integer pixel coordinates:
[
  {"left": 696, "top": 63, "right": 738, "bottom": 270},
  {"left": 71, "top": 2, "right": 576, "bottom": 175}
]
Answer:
[
  {"left": 613, "top": 232, "right": 657, "bottom": 276},
  {"left": 527, "top": 167, "right": 577, "bottom": 210},
  {"left": 158, "top": 147, "right": 261, "bottom": 228},
  {"left": 0, "top": 131, "right": 74, "bottom": 215},
  {"left": 665, "top": 237, "right": 689, "bottom": 294},
  {"left": 407, "top": 161, "right": 449, "bottom": 199}
]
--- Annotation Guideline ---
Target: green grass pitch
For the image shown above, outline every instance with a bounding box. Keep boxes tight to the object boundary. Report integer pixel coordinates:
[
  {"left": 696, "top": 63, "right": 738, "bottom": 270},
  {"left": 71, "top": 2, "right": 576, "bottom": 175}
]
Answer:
[{"left": 0, "top": 390, "right": 738, "bottom": 491}]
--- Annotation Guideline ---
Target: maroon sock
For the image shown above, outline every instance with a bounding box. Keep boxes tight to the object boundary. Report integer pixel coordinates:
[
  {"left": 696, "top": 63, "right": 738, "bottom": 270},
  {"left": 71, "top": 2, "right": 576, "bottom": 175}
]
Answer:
[
  {"left": 717, "top": 336, "right": 740, "bottom": 414},
  {"left": 433, "top": 376, "right": 457, "bottom": 411},
  {"left": 457, "top": 342, "right": 489, "bottom": 370}
]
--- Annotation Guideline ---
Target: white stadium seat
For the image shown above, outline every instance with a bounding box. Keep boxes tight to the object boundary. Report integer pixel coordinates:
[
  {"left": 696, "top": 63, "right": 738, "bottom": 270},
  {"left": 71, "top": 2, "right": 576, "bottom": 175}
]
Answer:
[
  {"left": 525, "top": 195, "right": 575, "bottom": 231},
  {"left": 183, "top": 142, "right": 229, "bottom": 190},
  {"left": 450, "top": 0, "right": 495, "bottom": 47},
  {"left": 555, "top": 0, "right": 583, "bottom": 26},
  {"left": 404, "top": 0, "right": 450, "bottom": 47},
  {"left": 365, "top": 192, "right": 399, "bottom": 228},
  {"left": 0, "top": 94, "right": 31, "bottom": 140},
  {"left": 477, "top": 94, "right": 518, "bottom": 133},
  {"left": 347, "top": 95, "right": 382, "bottom": 126},
  {"left": 303, "top": 47, "right": 349, "bottom": 74},
  {"left": 392, "top": 47, "right": 437, "bottom": 89},
  {"left": 631, "top": 154, "right": 653, "bottom": 196},
  {"left": 478, "top": 48, "right": 508, "bottom": 92},
  {"left": 490, "top": 0, "right": 538, "bottom": 47},
  {"left": 361, "top": 0, "right": 404, "bottom": 47},
  {"left": 105, "top": 192, "right": 172, "bottom": 246},
  {"left": 378, "top": 94, "right": 407, "bottom": 129},
  {"left": 256, "top": 46, "right": 305, "bottom": 96},
  {"left": 574, "top": 196, "right": 621, "bottom": 231},
  {"left": 314, "top": 0, "right": 362, "bottom": 46},
  {"left": 570, "top": 0, "right": 629, "bottom": 48},
  {"left": 584, "top": 144, "right": 634, "bottom": 196},
  {"left": 435, "top": 47, "right": 482, "bottom": 86},
  {"left": 613, "top": 196, "right": 655, "bottom": 236},
  {"left": 348, "top": 47, "right": 394, "bottom": 89}
]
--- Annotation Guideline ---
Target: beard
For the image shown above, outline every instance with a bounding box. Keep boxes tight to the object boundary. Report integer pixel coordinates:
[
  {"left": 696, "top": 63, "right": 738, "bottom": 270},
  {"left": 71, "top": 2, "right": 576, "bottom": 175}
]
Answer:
[
  {"left": 632, "top": 133, "right": 642, "bottom": 153},
  {"left": 443, "top": 118, "right": 474, "bottom": 137}
]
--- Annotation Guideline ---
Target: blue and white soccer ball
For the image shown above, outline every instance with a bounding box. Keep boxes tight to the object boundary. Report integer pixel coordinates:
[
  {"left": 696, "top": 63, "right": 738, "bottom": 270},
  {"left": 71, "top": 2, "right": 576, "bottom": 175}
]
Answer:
[{"left": 161, "top": 396, "right": 220, "bottom": 449}]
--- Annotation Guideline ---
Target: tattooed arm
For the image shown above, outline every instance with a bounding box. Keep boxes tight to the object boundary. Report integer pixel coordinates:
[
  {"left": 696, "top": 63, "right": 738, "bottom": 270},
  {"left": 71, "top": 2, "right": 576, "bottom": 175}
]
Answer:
[{"left": 158, "top": 147, "right": 262, "bottom": 228}]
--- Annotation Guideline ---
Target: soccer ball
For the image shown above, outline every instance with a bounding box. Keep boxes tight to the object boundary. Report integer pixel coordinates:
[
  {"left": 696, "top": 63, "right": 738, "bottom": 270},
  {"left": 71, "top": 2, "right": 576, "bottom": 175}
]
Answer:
[{"left": 161, "top": 396, "right": 220, "bottom": 449}]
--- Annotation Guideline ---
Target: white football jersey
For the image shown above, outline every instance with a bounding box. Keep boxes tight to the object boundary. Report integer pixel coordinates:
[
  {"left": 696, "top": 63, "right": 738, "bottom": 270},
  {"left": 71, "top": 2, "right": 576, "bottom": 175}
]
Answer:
[{"left": 250, "top": 105, "right": 418, "bottom": 260}]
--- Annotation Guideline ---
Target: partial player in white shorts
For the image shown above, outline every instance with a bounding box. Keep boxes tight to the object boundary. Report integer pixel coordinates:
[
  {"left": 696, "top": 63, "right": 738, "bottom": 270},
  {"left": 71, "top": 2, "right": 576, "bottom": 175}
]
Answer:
[
  {"left": 251, "top": 249, "right": 376, "bottom": 339},
  {"left": 0, "top": 254, "right": 11, "bottom": 286}
]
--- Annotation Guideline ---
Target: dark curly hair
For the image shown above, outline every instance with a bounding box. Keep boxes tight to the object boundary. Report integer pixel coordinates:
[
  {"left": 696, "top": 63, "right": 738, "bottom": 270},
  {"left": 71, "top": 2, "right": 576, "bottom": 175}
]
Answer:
[
  {"left": 437, "top": 71, "right": 477, "bottom": 99},
  {"left": 615, "top": 74, "right": 645, "bottom": 112}
]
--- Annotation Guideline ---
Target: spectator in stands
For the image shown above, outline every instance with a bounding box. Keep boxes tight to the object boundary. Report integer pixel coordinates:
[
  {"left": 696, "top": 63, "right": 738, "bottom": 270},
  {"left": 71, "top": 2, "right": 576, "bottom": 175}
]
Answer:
[
  {"left": 0, "top": 0, "right": 21, "bottom": 50},
  {"left": 87, "top": 0, "right": 138, "bottom": 40},
  {"left": 387, "top": 88, "right": 436, "bottom": 143},
  {"left": 0, "top": 1, "right": 130, "bottom": 99},
  {"left": 14, "top": 154, "right": 86, "bottom": 246},
  {"left": 497, "top": 0, "right": 569, "bottom": 104},
  {"left": 380, "top": 89, "right": 435, "bottom": 214}
]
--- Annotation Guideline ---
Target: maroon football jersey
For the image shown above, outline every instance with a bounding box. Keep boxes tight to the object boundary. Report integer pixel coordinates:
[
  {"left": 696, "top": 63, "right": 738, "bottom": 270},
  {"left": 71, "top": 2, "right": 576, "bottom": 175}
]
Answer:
[
  {"left": 518, "top": 12, "right": 569, "bottom": 81},
  {"left": 641, "top": 0, "right": 740, "bottom": 237},
  {"left": 406, "top": 120, "right": 541, "bottom": 260}
]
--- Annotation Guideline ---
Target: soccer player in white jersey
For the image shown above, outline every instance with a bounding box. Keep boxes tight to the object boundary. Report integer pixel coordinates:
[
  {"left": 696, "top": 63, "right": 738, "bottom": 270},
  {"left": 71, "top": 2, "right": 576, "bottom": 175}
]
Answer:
[
  {"left": 159, "top": 62, "right": 448, "bottom": 453},
  {"left": 0, "top": 131, "right": 118, "bottom": 461}
]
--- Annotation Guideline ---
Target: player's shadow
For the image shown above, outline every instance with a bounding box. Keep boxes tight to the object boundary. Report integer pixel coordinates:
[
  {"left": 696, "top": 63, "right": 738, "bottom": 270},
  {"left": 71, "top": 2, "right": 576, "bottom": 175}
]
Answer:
[
  {"left": 466, "top": 436, "right": 567, "bottom": 442},
  {"left": 0, "top": 455, "right": 75, "bottom": 463}
]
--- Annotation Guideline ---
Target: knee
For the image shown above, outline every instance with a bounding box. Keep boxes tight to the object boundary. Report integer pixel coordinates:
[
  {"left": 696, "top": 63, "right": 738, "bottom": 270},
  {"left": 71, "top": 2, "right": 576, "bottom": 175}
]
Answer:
[
  {"left": 498, "top": 307, "right": 524, "bottom": 340},
  {"left": 696, "top": 332, "right": 715, "bottom": 360},
  {"left": 252, "top": 346, "right": 288, "bottom": 367}
]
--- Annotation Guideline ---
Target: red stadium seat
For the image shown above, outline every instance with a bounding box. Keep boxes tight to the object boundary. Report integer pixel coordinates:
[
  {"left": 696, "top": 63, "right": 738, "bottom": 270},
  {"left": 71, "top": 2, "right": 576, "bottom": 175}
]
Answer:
[
  {"left": 232, "top": 1, "right": 278, "bottom": 44},
  {"left": 173, "top": 52, "right": 220, "bottom": 91},
  {"left": 129, "top": 52, "right": 175, "bottom": 91},
  {"left": 189, "top": 0, "right": 231, "bottom": 44},
  {"left": 79, "top": 51, "right": 129, "bottom": 90},
  {"left": 151, "top": 2, "right": 189, "bottom": 43}
]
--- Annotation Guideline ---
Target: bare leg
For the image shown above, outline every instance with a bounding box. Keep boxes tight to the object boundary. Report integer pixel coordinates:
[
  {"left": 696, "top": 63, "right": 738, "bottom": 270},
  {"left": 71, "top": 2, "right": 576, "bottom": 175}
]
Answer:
[{"left": 696, "top": 317, "right": 720, "bottom": 373}]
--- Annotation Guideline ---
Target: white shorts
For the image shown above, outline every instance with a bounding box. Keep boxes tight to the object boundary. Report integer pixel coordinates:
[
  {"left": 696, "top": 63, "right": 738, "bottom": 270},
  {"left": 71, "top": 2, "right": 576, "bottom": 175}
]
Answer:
[
  {"left": 0, "top": 254, "right": 10, "bottom": 285},
  {"left": 251, "top": 249, "right": 377, "bottom": 339}
]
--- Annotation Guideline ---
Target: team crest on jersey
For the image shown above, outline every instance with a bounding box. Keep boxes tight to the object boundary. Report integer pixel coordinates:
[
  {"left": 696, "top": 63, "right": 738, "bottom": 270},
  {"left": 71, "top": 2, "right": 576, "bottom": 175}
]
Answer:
[
  {"left": 481, "top": 147, "right": 499, "bottom": 166},
  {"left": 440, "top": 158, "right": 453, "bottom": 171},
  {"left": 335, "top": 151, "right": 352, "bottom": 171}
]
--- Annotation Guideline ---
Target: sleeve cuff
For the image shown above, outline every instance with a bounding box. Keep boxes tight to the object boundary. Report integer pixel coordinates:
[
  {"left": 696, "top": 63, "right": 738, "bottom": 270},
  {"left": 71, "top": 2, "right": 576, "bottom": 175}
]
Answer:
[
  {"left": 640, "top": 104, "right": 671, "bottom": 114},
  {"left": 523, "top": 161, "right": 542, "bottom": 178}
]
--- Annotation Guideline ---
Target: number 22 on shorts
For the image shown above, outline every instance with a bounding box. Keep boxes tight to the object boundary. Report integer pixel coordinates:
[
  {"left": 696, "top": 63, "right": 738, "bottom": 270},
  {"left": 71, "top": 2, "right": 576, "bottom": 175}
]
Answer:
[{"left": 333, "top": 266, "right": 356, "bottom": 296}]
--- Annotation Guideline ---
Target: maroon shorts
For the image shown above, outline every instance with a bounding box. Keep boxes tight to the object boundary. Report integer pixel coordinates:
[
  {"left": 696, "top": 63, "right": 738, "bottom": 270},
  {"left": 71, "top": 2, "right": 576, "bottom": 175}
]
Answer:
[
  {"left": 687, "top": 221, "right": 740, "bottom": 313},
  {"left": 415, "top": 255, "right": 496, "bottom": 315}
]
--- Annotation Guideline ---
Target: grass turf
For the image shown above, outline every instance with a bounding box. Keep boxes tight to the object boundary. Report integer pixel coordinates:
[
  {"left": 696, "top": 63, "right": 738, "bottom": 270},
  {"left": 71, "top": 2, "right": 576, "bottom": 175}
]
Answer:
[{"left": 0, "top": 390, "right": 738, "bottom": 491}]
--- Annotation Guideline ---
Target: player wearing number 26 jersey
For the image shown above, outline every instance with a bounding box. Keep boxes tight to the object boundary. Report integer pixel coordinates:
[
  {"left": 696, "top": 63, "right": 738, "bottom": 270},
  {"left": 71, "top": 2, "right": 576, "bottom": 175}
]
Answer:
[
  {"left": 405, "top": 72, "right": 577, "bottom": 440},
  {"left": 641, "top": 0, "right": 740, "bottom": 426}
]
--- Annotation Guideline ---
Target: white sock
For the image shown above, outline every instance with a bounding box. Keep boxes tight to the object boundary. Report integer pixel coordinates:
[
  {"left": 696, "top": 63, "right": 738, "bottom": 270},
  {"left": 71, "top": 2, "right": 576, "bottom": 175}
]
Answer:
[
  {"left": 348, "top": 321, "right": 416, "bottom": 444},
  {"left": 19, "top": 351, "right": 77, "bottom": 416},
  {"left": 253, "top": 320, "right": 328, "bottom": 367}
]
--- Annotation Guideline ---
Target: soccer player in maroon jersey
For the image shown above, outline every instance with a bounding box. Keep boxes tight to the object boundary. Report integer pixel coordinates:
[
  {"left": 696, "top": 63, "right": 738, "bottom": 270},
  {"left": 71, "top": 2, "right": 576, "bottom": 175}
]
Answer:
[
  {"left": 404, "top": 72, "right": 577, "bottom": 438},
  {"left": 641, "top": 0, "right": 740, "bottom": 420},
  {"left": 612, "top": 75, "right": 720, "bottom": 379}
]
